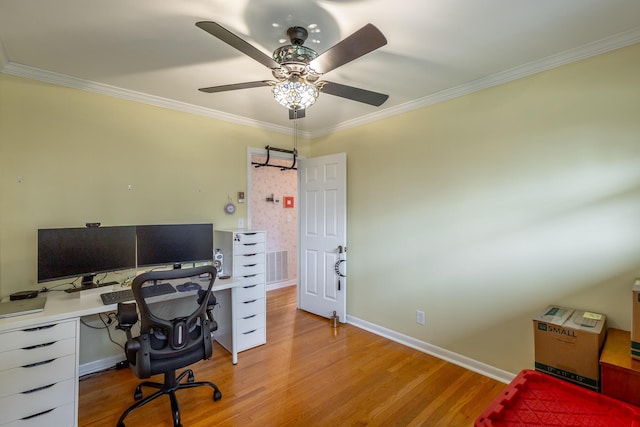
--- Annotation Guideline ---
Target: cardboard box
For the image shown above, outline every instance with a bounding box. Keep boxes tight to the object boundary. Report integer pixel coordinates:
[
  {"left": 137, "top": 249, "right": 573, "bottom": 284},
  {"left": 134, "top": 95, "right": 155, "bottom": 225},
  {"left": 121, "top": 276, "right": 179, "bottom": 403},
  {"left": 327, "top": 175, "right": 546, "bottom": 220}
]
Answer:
[
  {"left": 631, "top": 279, "right": 640, "bottom": 360},
  {"left": 533, "top": 305, "right": 607, "bottom": 391},
  {"left": 632, "top": 279, "right": 640, "bottom": 360}
]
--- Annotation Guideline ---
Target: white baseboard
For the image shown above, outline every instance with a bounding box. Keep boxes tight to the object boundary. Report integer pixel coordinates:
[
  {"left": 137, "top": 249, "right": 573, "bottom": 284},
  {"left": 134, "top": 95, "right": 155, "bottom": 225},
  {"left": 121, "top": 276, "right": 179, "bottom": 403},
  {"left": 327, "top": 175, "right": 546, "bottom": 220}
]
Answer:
[
  {"left": 79, "top": 354, "right": 125, "bottom": 377},
  {"left": 346, "top": 314, "right": 516, "bottom": 384},
  {"left": 81, "top": 286, "right": 514, "bottom": 385},
  {"left": 266, "top": 280, "right": 296, "bottom": 291}
]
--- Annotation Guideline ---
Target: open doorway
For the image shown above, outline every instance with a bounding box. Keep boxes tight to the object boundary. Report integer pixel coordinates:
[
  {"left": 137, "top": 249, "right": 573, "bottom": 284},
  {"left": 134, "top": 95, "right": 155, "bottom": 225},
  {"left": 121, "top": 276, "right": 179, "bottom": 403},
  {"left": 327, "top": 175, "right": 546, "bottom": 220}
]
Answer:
[{"left": 247, "top": 147, "right": 298, "bottom": 291}]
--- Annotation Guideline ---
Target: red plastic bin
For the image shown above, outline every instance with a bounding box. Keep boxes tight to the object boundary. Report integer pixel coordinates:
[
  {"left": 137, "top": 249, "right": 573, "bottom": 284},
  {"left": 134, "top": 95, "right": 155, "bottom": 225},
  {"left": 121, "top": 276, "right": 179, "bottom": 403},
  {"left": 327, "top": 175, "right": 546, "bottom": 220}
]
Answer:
[{"left": 475, "top": 369, "right": 640, "bottom": 426}]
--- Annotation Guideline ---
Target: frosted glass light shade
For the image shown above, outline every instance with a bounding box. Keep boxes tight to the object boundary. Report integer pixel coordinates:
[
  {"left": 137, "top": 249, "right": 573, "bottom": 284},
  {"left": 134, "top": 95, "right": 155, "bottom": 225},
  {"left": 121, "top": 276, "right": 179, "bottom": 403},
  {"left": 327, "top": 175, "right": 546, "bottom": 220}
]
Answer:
[{"left": 272, "top": 80, "right": 319, "bottom": 110}]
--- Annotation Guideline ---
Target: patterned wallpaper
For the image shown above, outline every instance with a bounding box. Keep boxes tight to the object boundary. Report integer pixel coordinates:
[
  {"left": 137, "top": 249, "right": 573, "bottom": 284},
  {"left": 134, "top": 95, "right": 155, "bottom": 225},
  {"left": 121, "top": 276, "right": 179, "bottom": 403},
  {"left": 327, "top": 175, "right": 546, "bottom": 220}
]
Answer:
[{"left": 250, "top": 155, "right": 297, "bottom": 282}]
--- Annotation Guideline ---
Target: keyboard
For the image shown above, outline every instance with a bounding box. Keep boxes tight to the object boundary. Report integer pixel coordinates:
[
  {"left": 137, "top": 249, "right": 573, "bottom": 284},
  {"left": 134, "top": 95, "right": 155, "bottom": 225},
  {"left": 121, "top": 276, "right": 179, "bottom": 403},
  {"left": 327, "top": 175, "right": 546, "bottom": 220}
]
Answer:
[
  {"left": 100, "top": 282, "right": 177, "bottom": 305},
  {"left": 100, "top": 289, "right": 134, "bottom": 305}
]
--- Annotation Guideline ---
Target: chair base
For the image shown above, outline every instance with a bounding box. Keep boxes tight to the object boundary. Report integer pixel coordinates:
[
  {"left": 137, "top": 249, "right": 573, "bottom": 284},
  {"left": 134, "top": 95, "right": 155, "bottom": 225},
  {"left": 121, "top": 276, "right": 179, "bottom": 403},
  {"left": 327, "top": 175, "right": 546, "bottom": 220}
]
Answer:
[{"left": 117, "top": 368, "right": 222, "bottom": 427}]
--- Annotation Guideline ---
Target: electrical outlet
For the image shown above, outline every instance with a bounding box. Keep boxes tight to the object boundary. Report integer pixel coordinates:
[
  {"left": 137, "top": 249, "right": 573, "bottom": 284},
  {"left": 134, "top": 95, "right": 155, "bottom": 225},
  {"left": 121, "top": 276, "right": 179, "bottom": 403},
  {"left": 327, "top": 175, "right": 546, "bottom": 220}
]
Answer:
[{"left": 416, "top": 310, "right": 425, "bottom": 325}]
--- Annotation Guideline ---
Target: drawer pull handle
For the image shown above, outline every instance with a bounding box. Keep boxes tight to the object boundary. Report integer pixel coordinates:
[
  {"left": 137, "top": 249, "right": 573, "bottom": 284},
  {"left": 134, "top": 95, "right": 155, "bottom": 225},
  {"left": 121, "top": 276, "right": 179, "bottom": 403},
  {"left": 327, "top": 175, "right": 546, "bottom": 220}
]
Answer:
[
  {"left": 22, "top": 358, "right": 55, "bottom": 368},
  {"left": 24, "top": 324, "right": 56, "bottom": 332},
  {"left": 243, "top": 300, "right": 257, "bottom": 304},
  {"left": 243, "top": 264, "right": 257, "bottom": 268},
  {"left": 243, "top": 329, "right": 257, "bottom": 335},
  {"left": 243, "top": 285, "right": 257, "bottom": 289},
  {"left": 243, "top": 254, "right": 257, "bottom": 257},
  {"left": 244, "top": 233, "right": 257, "bottom": 236},
  {"left": 23, "top": 341, "right": 56, "bottom": 350},
  {"left": 22, "top": 383, "right": 56, "bottom": 394},
  {"left": 243, "top": 314, "right": 257, "bottom": 320},
  {"left": 243, "top": 274, "right": 257, "bottom": 278},
  {"left": 243, "top": 243, "right": 258, "bottom": 246},
  {"left": 21, "top": 408, "right": 55, "bottom": 420}
]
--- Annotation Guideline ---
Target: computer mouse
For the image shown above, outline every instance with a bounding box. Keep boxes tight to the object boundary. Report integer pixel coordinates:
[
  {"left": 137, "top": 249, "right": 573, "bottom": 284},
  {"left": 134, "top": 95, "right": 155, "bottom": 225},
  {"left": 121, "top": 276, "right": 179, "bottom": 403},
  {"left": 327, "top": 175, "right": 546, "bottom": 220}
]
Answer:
[{"left": 176, "top": 282, "right": 202, "bottom": 292}]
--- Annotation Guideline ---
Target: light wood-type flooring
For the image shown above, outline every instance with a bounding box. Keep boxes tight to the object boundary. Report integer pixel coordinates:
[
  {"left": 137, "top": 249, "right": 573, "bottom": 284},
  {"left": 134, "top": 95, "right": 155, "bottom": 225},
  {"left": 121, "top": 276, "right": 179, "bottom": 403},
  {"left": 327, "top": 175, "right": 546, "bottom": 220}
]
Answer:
[{"left": 79, "top": 285, "right": 505, "bottom": 426}]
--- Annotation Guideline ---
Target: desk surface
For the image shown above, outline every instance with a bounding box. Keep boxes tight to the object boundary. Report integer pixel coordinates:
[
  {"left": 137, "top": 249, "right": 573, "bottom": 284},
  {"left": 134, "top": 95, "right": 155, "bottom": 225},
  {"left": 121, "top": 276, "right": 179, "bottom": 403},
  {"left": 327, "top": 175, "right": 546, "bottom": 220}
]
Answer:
[
  {"left": 600, "top": 328, "right": 640, "bottom": 371},
  {"left": 0, "top": 277, "right": 240, "bottom": 332}
]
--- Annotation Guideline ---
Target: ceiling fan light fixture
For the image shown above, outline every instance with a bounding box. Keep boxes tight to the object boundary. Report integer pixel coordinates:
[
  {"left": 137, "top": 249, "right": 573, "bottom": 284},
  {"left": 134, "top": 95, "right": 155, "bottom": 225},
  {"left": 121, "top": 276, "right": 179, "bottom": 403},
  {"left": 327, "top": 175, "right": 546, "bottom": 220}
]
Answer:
[{"left": 272, "top": 80, "right": 319, "bottom": 111}]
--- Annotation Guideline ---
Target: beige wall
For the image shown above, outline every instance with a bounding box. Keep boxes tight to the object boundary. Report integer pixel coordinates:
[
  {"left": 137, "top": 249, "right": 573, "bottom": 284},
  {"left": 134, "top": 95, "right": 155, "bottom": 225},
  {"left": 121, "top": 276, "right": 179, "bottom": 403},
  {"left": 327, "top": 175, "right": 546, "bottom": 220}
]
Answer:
[
  {"left": 0, "top": 75, "right": 310, "bottom": 362},
  {"left": 310, "top": 43, "right": 640, "bottom": 373},
  {"left": 0, "top": 75, "right": 309, "bottom": 294},
  {"left": 1, "top": 42, "right": 639, "bottom": 373}
]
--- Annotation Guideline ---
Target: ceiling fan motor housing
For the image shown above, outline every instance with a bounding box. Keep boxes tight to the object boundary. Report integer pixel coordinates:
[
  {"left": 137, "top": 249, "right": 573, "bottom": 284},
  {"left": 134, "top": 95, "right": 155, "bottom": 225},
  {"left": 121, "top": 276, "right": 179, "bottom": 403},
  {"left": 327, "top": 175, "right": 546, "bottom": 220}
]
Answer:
[{"left": 287, "top": 26, "right": 308, "bottom": 46}]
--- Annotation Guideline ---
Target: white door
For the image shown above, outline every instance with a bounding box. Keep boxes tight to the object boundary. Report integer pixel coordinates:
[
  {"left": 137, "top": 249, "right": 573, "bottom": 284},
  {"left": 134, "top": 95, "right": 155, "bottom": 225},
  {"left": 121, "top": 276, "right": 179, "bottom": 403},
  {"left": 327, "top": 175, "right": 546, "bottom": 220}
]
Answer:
[{"left": 298, "top": 153, "right": 347, "bottom": 322}]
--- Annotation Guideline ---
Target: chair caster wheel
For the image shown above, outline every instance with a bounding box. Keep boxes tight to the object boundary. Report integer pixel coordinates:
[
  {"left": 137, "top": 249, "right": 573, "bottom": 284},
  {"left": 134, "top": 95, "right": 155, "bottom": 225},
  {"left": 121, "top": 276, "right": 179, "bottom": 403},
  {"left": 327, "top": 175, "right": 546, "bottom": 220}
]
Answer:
[
  {"left": 117, "top": 423, "right": 125, "bottom": 427},
  {"left": 213, "top": 390, "right": 222, "bottom": 401},
  {"left": 134, "top": 387, "right": 143, "bottom": 400},
  {"left": 187, "top": 372, "right": 194, "bottom": 383}
]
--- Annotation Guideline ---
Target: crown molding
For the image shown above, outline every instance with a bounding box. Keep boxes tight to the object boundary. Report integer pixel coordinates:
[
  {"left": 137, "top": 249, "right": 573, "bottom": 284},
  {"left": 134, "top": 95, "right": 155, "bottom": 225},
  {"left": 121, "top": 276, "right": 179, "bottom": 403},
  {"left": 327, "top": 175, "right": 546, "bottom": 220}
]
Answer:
[
  {"left": 309, "top": 27, "right": 640, "bottom": 138},
  {"left": 0, "top": 61, "right": 307, "bottom": 138},
  {"left": 2, "top": 27, "right": 638, "bottom": 140}
]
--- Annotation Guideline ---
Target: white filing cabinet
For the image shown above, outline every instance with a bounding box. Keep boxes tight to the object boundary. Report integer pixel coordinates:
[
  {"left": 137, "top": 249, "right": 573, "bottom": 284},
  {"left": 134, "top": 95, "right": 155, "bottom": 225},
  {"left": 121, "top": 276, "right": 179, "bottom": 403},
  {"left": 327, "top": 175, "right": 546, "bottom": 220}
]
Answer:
[
  {"left": 213, "top": 230, "right": 266, "bottom": 358},
  {"left": 0, "top": 319, "right": 79, "bottom": 427}
]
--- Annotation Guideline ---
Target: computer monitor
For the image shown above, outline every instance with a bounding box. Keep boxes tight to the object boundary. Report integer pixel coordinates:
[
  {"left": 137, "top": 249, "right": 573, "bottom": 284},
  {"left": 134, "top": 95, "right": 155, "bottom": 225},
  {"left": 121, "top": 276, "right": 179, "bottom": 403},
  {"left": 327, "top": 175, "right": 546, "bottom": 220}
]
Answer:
[
  {"left": 136, "top": 224, "right": 213, "bottom": 268},
  {"left": 38, "top": 226, "right": 137, "bottom": 286}
]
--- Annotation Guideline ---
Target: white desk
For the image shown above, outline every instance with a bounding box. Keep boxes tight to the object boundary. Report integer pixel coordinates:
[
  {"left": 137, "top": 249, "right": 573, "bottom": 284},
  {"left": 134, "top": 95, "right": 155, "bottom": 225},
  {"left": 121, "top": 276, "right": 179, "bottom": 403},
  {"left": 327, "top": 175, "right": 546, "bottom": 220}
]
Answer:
[{"left": 0, "top": 276, "right": 264, "bottom": 427}]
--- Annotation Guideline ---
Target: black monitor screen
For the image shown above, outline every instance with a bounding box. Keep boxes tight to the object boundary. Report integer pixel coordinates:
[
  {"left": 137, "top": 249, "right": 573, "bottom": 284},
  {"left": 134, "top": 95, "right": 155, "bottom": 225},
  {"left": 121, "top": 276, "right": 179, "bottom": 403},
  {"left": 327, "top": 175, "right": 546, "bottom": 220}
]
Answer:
[
  {"left": 136, "top": 224, "right": 213, "bottom": 268},
  {"left": 38, "top": 226, "right": 137, "bottom": 283}
]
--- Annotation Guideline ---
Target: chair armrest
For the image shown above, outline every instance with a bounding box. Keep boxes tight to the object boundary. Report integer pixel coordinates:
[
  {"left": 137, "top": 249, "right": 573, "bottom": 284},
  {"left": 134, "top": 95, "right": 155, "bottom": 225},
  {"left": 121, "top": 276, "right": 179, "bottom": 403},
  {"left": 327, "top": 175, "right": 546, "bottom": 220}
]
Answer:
[
  {"left": 198, "top": 290, "right": 218, "bottom": 330},
  {"left": 116, "top": 302, "right": 138, "bottom": 331}
]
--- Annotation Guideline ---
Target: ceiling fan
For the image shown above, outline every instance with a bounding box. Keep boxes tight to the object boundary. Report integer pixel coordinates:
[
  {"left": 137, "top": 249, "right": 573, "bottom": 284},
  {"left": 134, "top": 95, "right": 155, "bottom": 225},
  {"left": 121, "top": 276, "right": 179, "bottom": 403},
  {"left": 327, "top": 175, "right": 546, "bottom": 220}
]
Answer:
[{"left": 195, "top": 21, "right": 389, "bottom": 119}]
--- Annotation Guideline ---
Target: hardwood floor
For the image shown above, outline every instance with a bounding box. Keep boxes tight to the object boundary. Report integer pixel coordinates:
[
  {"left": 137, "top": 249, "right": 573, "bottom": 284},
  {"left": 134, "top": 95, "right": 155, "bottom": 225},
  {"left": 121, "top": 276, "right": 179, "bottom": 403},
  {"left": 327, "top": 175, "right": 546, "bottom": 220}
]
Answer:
[{"left": 78, "top": 286, "right": 504, "bottom": 426}]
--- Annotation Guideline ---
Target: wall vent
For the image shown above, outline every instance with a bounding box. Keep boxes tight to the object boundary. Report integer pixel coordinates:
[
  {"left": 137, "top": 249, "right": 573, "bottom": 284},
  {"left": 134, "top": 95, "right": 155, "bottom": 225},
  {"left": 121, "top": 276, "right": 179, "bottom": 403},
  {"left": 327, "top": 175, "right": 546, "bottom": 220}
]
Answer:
[{"left": 266, "top": 250, "right": 288, "bottom": 284}]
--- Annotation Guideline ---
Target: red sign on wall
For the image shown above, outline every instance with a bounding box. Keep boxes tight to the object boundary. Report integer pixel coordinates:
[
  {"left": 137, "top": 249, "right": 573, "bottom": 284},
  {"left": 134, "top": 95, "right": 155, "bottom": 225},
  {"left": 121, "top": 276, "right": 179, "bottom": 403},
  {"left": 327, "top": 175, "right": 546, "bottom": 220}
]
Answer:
[{"left": 284, "top": 196, "right": 294, "bottom": 208}]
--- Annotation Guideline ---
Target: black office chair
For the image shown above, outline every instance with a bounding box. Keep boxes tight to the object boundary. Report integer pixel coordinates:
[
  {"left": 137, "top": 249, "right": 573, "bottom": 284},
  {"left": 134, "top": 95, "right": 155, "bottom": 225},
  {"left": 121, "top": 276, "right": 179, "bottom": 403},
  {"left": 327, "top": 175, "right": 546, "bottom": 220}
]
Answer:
[{"left": 115, "top": 265, "right": 222, "bottom": 427}]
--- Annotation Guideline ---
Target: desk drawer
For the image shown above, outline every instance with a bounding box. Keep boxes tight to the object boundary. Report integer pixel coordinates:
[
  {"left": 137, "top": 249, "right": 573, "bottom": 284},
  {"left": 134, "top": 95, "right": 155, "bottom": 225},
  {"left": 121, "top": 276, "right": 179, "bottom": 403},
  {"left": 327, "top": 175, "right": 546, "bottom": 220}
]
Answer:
[
  {"left": 0, "top": 354, "right": 76, "bottom": 398},
  {"left": 0, "top": 378, "right": 74, "bottom": 425},
  {"left": 235, "top": 263, "right": 265, "bottom": 277},
  {"left": 234, "top": 252, "right": 265, "bottom": 266},
  {"left": 237, "top": 312, "right": 265, "bottom": 332},
  {"left": 235, "top": 298, "right": 264, "bottom": 319},
  {"left": 237, "top": 327, "right": 265, "bottom": 352},
  {"left": 233, "top": 232, "right": 265, "bottom": 245},
  {"left": 0, "top": 321, "right": 76, "bottom": 353},
  {"left": 0, "top": 337, "right": 76, "bottom": 371},
  {"left": 233, "top": 242, "right": 265, "bottom": 256},
  {"left": 236, "top": 283, "right": 265, "bottom": 302},
  {"left": 2, "top": 402, "right": 74, "bottom": 427},
  {"left": 233, "top": 274, "right": 265, "bottom": 287}
]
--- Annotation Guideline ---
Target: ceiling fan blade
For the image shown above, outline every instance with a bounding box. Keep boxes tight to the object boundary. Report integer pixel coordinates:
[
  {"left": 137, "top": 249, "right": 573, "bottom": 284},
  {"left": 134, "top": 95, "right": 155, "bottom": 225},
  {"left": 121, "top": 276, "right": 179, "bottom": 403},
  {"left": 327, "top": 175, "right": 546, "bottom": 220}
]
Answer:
[
  {"left": 321, "top": 81, "right": 389, "bottom": 107},
  {"left": 309, "top": 24, "right": 387, "bottom": 75},
  {"left": 198, "top": 81, "right": 272, "bottom": 93},
  {"left": 196, "top": 21, "right": 281, "bottom": 70},
  {"left": 289, "top": 109, "right": 306, "bottom": 120}
]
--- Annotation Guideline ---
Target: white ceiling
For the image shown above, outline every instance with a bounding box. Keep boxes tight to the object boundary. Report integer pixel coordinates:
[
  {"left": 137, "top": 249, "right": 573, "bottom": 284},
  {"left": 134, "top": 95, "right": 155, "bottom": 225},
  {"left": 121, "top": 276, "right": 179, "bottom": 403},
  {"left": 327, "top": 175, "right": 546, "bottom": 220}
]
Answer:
[{"left": 1, "top": 0, "right": 639, "bottom": 137}]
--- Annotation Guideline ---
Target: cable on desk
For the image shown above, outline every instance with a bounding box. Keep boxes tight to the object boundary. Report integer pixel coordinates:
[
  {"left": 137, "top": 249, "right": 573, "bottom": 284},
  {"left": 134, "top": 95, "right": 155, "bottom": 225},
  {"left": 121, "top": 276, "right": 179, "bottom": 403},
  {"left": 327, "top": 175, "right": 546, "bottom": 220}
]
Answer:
[{"left": 40, "top": 277, "right": 80, "bottom": 293}]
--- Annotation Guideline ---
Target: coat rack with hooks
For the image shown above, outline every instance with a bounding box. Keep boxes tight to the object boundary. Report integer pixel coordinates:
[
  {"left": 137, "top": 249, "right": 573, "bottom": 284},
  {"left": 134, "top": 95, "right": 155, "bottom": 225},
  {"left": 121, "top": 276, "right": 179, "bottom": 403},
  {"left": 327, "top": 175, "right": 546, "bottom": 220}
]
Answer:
[{"left": 252, "top": 145, "right": 297, "bottom": 171}]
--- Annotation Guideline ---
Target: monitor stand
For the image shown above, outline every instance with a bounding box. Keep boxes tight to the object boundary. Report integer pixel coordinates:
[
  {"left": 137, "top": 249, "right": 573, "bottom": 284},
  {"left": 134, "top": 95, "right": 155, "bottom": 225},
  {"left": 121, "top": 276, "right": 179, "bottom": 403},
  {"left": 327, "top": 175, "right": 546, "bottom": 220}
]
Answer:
[
  {"left": 80, "top": 274, "right": 118, "bottom": 289},
  {"left": 81, "top": 274, "right": 98, "bottom": 289}
]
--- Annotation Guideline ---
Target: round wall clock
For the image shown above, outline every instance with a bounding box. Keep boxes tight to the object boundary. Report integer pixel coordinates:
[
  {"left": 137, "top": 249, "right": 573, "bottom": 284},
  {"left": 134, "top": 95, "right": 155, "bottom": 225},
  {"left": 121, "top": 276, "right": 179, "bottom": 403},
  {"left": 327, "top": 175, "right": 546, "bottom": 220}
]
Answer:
[{"left": 224, "top": 202, "right": 236, "bottom": 215}]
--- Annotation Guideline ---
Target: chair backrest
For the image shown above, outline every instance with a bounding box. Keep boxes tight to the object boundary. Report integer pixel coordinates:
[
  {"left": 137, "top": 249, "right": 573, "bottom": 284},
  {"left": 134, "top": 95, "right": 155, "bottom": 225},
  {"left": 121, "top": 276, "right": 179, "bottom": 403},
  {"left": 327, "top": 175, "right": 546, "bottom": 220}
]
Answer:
[{"left": 129, "top": 265, "right": 217, "bottom": 377}]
